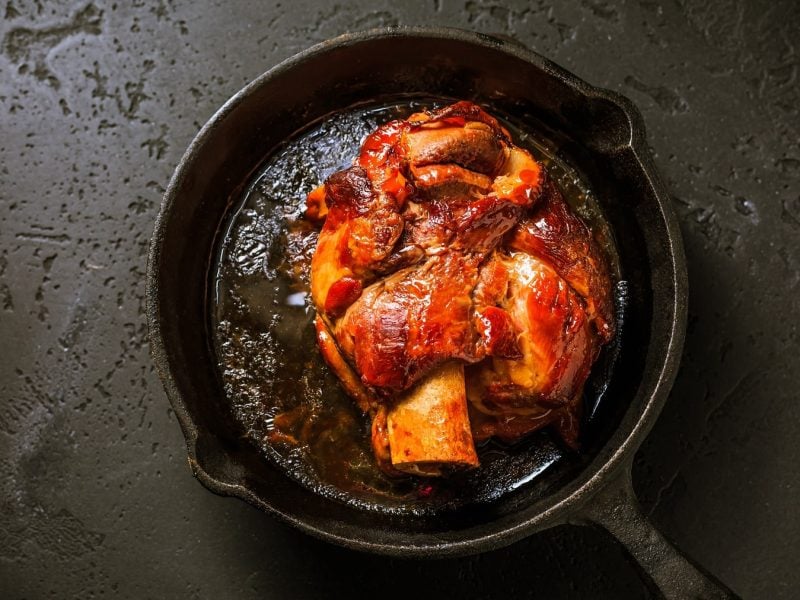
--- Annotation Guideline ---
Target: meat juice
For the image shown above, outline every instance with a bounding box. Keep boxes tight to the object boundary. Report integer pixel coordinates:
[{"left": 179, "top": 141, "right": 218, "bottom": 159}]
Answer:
[{"left": 211, "top": 99, "right": 622, "bottom": 514}]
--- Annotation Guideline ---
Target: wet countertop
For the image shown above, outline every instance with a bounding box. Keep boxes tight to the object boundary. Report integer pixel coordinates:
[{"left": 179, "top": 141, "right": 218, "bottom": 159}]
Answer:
[{"left": 1, "top": 1, "right": 798, "bottom": 598}]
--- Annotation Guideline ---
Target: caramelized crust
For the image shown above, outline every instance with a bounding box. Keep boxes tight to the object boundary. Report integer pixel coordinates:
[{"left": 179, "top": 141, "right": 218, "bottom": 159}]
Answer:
[
  {"left": 305, "top": 101, "right": 615, "bottom": 473},
  {"left": 509, "top": 180, "right": 615, "bottom": 341},
  {"left": 466, "top": 253, "right": 596, "bottom": 436}
]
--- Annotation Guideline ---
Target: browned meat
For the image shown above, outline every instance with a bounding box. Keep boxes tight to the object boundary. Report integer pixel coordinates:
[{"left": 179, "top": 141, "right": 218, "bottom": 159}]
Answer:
[
  {"left": 305, "top": 101, "right": 615, "bottom": 476},
  {"left": 509, "top": 179, "right": 615, "bottom": 342},
  {"left": 465, "top": 252, "right": 597, "bottom": 449},
  {"left": 334, "top": 195, "right": 525, "bottom": 394}
]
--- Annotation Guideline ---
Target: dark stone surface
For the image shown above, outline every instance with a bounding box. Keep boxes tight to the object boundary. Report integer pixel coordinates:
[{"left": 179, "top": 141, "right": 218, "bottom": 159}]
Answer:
[{"left": 0, "top": 0, "right": 797, "bottom": 598}]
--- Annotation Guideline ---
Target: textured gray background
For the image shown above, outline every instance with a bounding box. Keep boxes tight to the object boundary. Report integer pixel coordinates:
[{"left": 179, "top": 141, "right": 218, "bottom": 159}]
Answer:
[{"left": 1, "top": 1, "right": 798, "bottom": 598}]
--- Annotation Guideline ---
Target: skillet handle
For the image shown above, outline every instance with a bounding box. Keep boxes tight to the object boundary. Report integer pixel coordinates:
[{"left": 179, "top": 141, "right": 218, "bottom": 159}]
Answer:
[{"left": 575, "top": 466, "right": 740, "bottom": 599}]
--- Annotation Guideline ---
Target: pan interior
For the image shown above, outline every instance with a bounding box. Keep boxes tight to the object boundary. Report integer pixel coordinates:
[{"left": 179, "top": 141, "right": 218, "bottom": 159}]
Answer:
[{"left": 210, "top": 97, "right": 627, "bottom": 516}]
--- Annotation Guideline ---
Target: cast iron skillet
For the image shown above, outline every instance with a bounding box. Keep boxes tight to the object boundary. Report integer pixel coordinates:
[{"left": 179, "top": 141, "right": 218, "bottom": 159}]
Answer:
[{"left": 146, "top": 28, "right": 738, "bottom": 598}]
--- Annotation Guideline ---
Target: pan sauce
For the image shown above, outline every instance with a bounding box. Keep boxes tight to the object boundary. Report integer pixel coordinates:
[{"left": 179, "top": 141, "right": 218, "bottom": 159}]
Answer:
[{"left": 211, "top": 99, "right": 623, "bottom": 514}]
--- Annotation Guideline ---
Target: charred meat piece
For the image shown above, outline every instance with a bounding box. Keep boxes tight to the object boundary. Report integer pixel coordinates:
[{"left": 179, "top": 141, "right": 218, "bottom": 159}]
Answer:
[{"left": 304, "top": 101, "right": 615, "bottom": 476}]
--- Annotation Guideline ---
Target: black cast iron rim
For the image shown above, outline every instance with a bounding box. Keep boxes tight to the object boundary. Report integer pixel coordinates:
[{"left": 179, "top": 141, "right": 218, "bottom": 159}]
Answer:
[{"left": 145, "top": 26, "right": 688, "bottom": 556}]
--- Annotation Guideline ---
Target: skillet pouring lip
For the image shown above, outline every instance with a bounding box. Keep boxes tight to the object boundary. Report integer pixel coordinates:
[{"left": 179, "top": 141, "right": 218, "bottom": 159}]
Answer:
[{"left": 146, "top": 26, "right": 688, "bottom": 557}]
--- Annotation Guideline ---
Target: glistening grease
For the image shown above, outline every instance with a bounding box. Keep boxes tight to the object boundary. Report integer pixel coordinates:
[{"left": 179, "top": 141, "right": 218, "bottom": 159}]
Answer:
[{"left": 211, "top": 99, "right": 623, "bottom": 515}]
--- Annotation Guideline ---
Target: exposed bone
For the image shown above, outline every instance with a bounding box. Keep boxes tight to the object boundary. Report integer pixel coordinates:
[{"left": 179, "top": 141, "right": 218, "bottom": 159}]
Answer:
[{"left": 386, "top": 361, "right": 479, "bottom": 475}]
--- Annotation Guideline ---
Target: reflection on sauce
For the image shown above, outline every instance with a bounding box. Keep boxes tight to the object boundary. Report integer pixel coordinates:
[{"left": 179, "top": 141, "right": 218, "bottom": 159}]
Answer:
[{"left": 211, "top": 99, "right": 622, "bottom": 514}]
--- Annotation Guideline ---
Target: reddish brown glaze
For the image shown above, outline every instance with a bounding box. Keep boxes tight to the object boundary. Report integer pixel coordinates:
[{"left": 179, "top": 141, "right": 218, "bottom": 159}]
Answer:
[
  {"left": 509, "top": 179, "right": 615, "bottom": 342},
  {"left": 475, "top": 306, "right": 522, "bottom": 360},
  {"left": 339, "top": 253, "right": 482, "bottom": 392},
  {"left": 465, "top": 252, "right": 596, "bottom": 445},
  {"left": 305, "top": 101, "right": 615, "bottom": 474},
  {"left": 324, "top": 277, "right": 363, "bottom": 317}
]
